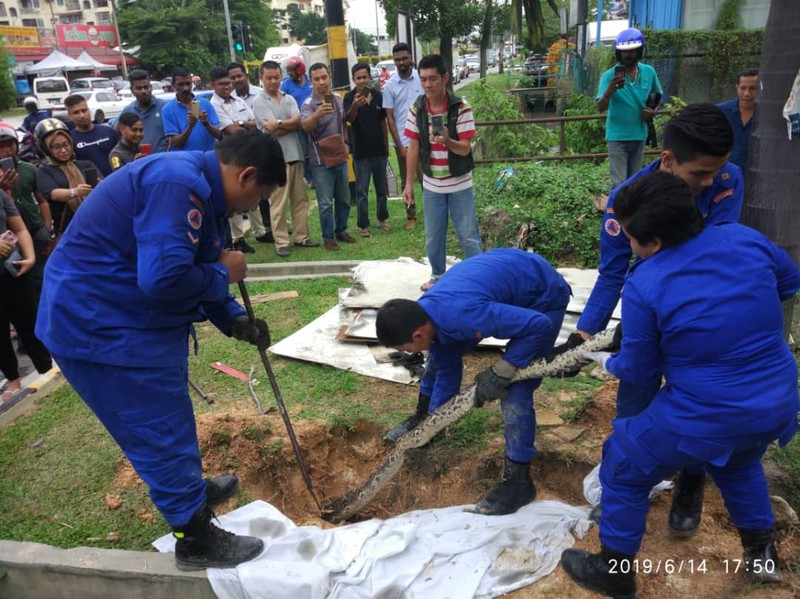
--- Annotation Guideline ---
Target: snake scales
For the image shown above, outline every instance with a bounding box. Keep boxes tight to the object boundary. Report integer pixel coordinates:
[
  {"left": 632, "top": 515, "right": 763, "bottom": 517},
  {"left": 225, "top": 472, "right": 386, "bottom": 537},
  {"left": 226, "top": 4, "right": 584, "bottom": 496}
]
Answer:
[{"left": 323, "top": 327, "right": 616, "bottom": 522}]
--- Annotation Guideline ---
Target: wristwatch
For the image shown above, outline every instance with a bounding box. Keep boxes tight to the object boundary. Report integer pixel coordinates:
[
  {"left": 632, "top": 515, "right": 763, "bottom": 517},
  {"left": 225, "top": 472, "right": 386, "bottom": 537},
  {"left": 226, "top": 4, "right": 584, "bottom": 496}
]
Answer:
[
  {"left": 237, "top": 119, "right": 244, "bottom": 126},
  {"left": 277, "top": 119, "right": 283, "bottom": 128}
]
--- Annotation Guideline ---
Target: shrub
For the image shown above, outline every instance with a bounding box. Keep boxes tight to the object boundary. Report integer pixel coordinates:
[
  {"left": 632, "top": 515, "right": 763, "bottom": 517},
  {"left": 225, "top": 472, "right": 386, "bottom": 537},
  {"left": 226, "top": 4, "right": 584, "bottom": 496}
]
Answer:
[
  {"left": 474, "top": 161, "right": 609, "bottom": 266},
  {"left": 561, "top": 93, "right": 607, "bottom": 156}
]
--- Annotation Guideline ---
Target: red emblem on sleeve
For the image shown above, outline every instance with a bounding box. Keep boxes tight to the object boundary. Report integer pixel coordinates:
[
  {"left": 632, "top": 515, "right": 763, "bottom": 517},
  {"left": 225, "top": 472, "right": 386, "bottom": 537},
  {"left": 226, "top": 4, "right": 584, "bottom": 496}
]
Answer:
[
  {"left": 187, "top": 208, "right": 202, "bottom": 230},
  {"left": 604, "top": 218, "right": 621, "bottom": 237}
]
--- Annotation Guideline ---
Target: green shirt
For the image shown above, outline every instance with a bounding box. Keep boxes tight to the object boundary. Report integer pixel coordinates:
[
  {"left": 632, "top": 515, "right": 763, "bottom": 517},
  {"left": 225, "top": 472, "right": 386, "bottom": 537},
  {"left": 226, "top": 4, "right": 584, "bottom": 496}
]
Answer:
[
  {"left": 597, "top": 62, "right": 662, "bottom": 142},
  {"left": 12, "top": 159, "right": 44, "bottom": 231}
]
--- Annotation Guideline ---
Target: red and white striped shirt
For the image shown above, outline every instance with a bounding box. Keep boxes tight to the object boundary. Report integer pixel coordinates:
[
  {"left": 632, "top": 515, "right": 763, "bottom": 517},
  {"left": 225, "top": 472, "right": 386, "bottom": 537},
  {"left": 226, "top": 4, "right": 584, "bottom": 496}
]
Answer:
[{"left": 405, "top": 97, "right": 476, "bottom": 194}]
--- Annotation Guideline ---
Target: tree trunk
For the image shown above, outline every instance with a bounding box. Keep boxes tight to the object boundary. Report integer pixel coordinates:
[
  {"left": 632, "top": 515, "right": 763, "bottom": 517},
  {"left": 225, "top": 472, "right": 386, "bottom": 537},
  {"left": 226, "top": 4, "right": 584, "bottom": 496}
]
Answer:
[
  {"left": 439, "top": 35, "right": 454, "bottom": 91},
  {"left": 741, "top": 0, "right": 800, "bottom": 336},
  {"left": 479, "top": 0, "right": 493, "bottom": 79}
]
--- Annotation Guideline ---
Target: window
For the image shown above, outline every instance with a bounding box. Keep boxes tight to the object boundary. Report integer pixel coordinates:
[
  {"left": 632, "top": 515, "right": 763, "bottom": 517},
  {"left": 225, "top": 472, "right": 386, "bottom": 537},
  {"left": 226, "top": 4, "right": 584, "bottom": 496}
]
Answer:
[
  {"left": 22, "top": 18, "right": 37, "bottom": 26},
  {"left": 683, "top": 0, "right": 769, "bottom": 30},
  {"left": 96, "top": 11, "right": 110, "bottom": 22},
  {"left": 97, "top": 92, "right": 116, "bottom": 101},
  {"left": 9, "top": 7, "right": 16, "bottom": 17},
  {"left": 94, "top": 0, "right": 109, "bottom": 6},
  {"left": 60, "top": 14, "right": 83, "bottom": 23},
  {"left": 740, "top": 0, "right": 769, "bottom": 28},
  {"left": 83, "top": 0, "right": 90, "bottom": 8},
  {"left": 0, "top": 4, "right": 6, "bottom": 17}
]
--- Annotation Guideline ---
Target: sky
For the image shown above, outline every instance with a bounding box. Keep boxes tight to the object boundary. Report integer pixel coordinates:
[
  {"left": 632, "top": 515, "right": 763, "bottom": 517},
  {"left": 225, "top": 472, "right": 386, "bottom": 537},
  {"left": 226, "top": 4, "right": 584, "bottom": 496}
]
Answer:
[{"left": 348, "top": 0, "right": 387, "bottom": 37}]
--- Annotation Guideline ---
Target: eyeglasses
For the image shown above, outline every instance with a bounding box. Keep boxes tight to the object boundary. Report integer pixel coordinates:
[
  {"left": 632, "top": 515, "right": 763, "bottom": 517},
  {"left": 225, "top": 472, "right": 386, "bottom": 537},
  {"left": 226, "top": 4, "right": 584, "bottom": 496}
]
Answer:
[{"left": 49, "top": 142, "right": 72, "bottom": 152}]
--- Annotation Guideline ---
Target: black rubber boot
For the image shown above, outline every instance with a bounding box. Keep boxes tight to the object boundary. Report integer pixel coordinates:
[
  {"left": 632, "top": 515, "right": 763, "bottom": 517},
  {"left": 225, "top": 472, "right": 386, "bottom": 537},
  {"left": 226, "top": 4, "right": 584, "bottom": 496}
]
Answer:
[
  {"left": 173, "top": 504, "right": 264, "bottom": 571},
  {"left": 205, "top": 475, "right": 239, "bottom": 508},
  {"left": 739, "top": 527, "right": 782, "bottom": 583},
  {"left": 561, "top": 544, "right": 637, "bottom": 599},
  {"left": 386, "top": 393, "right": 430, "bottom": 443},
  {"left": 668, "top": 470, "right": 705, "bottom": 537},
  {"left": 473, "top": 457, "right": 536, "bottom": 515}
]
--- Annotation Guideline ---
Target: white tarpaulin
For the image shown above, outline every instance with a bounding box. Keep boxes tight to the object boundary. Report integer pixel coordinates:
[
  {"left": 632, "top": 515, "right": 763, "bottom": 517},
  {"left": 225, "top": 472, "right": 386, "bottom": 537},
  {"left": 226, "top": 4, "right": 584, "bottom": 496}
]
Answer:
[
  {"left": 76, "top": 50, "right": 118, "bottom": 71},
  {"left": 154, "top": 499, "right": 593, "bottom": 599},
  {"left": 24, "top": 50, "right": 93, "bottom": 74}
]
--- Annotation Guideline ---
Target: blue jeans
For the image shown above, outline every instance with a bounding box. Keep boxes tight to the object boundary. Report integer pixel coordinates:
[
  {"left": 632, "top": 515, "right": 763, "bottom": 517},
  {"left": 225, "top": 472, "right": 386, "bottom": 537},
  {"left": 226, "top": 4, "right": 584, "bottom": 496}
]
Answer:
[
  {"left": 608, "top": 140, "right": 646, "bottom": 189},
  {"left": 423, "top": 186, "right": 483, "bottom": 277},
  {"left": 354, "top": 156, "right": 389, "bottom": 229},
  {"left": 310, "top": 163, "right": 351, "bottom": 240}
]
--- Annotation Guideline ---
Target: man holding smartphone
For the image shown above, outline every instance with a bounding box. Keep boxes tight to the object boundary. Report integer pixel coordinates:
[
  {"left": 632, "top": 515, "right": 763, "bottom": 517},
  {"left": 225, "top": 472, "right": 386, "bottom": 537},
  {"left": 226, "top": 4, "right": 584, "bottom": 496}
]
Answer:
[
  {"left": 596, "top": 28, "right": 662, "bottom": 189},
  {"left": 163, "top": 67, "right": 222, "bottom": 152},
  {"left": 344, "top": 62, "right": 389, "bottom": 237}
]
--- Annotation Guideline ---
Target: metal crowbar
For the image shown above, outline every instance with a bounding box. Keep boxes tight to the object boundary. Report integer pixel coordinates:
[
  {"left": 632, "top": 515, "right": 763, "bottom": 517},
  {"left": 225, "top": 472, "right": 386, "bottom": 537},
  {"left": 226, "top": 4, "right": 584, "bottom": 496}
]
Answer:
[{"left": 237, "top": 280, "right": 322, "bottom": 512}]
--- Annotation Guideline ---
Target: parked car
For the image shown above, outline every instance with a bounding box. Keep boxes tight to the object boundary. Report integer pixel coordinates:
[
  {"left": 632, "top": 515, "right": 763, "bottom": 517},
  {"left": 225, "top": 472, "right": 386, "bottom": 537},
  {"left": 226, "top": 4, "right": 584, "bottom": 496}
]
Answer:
[
  {"left": 465, "top": 56, "right": 480, "bottom": 73},
  {"left": 75, "top": 90, "right": 129, "bottom": 123},
  {"left": 70, "top": 77, "right": 116, "bottom": 93},
  {"left": 33, "top": 76, "right": 70, "bottom": 109},
  {"left": 115, "top": 81, "right": 133, "bottom": 100}
]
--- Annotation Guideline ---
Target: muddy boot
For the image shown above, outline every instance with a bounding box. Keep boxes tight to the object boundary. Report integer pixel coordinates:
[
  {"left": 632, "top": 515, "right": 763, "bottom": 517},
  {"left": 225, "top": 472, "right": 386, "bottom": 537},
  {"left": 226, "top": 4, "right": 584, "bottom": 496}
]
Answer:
[
  {"left": 561, "top": 544, "right": 637, "bottom": 599},
  {"left": 386, "top": 393, "right": 430, "bottom": 443},
  {"left": 668, "top": 470, "right": 705, "bottom": 537},
  {"left": 473, "top": 457, "right": 536, "bottom": 515},
  {"left": 173, "top": 504, "right": 263, "bottom": 571},
  {"left": 205, "top": 474, "right": 239, "bottom": 508},
  {"left": 739, "top": 527, "right": 782, "bottom": 583}
]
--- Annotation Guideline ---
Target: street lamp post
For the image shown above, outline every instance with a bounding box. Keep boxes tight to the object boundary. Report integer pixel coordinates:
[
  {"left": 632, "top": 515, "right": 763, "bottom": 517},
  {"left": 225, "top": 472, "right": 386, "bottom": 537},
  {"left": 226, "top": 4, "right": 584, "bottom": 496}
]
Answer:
[{"left": 110, "top": 0, "right": 128, "bottom": 78}]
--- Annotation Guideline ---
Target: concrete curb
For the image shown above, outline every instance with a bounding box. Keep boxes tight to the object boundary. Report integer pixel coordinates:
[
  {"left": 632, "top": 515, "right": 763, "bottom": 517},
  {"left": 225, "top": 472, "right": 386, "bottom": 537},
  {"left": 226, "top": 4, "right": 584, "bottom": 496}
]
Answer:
[
  {"left": 0, "top": 540, "right": 215, "bottom": 599},
  {"left": 246, "top": 259, "right": 359, "bottom": 281}
]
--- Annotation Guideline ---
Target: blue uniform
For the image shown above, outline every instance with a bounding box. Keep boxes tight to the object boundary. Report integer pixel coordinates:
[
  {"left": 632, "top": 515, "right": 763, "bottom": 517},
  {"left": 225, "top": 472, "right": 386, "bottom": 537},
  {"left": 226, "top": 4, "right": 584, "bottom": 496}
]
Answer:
[
  {"left": 717, "top": 98, "right": 753, "bottom": 169},
  {"left": 36, "top": 151, "right": 244, "bottom": 526},
  {"left": 418, "top": 248, "right": 571, "bottom": 462},
  {"left": 598, "top": 223, "right": 800, "bottom": 555}
]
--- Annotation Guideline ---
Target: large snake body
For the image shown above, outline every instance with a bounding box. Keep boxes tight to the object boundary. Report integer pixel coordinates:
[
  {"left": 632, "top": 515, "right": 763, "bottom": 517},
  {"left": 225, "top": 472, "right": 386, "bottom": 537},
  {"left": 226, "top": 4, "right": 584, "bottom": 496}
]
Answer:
[{"left": 323, "top": 328, "right": 616, "bottom": 522}]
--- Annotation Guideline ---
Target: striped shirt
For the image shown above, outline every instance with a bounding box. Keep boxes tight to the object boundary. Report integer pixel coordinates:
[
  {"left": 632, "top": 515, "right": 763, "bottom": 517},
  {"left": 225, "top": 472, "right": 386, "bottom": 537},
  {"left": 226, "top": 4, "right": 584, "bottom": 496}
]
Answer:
[{"left": 405, "top": 97, "right": 476, "bottom": 193}]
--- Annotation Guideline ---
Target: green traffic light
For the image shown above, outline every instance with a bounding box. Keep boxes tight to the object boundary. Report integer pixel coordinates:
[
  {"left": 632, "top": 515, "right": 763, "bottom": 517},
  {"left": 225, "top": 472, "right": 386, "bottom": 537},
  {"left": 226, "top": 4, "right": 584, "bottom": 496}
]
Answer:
[{"left": 235, "top": 42, "right": 243, "bottom": 51}]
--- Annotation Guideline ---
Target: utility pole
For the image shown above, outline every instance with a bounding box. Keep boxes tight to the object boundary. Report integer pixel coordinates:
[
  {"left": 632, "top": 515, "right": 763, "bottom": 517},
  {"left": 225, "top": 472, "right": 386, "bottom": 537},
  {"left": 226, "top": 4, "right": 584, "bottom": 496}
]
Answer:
[
  {"left": 110, "top": 0, "right": 128, "bottom": 78},
  {"left": 222, "top": 0, "right": 235, "bottom": 62},
  {"left": 324, "top": 0, "right": 349, "bottom": 90}
]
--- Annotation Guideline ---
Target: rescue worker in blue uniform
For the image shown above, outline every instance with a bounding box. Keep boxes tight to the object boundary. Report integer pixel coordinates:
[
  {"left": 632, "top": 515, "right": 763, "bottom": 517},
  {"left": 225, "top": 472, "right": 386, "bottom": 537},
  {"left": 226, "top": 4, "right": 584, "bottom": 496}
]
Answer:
[
  {"left": 552, "top": 103, "right": 743, "bottom": 536},
  {"left": 562, "top": 171, "right": 799, "bottom": 598},
  {"left": 376, "top": 248, "right": 571, "bottom": 515},
  {"left": 35, "top": 130, "right": 287, "bottom": 571}
]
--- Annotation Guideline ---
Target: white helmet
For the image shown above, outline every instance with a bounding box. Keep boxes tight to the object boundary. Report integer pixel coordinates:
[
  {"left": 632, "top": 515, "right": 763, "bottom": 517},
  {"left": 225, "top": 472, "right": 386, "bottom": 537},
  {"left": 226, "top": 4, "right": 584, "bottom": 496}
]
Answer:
[{"left": 23, "top": 96, "right": 39, "bottom": 109}]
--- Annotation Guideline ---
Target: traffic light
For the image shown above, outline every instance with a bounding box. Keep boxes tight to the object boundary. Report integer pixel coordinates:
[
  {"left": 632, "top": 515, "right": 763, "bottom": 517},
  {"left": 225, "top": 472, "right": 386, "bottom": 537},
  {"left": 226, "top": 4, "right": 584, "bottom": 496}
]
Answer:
[
  {"left": 231, "top": 22, "right": 243, "bottom": 52},
  {"left": 242, "top": 24, "right": 252, "bottom": 53}
]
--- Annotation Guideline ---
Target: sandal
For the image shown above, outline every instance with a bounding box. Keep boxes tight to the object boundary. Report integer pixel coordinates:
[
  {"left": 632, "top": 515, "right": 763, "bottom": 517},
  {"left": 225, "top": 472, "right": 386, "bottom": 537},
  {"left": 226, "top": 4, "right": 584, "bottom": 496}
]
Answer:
[
  {"left": 0, "top": 388, "right": 22, "bottom": 404},
  {"left": 420, "top": 278, "right": 439, "bottom": 291}
]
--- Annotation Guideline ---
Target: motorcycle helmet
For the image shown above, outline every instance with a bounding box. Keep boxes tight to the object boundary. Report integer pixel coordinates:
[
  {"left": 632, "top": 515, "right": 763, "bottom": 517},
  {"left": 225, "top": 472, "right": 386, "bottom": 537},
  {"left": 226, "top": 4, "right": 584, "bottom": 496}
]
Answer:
[
  {"left": 34, "top": 118, "right": 72, "bottom": 157},
  {"left": 615, "top": 28, "right": 645, "bottom": 61},
  {"left": 285, "top": 56, "right": 306, "bottom": 78}
]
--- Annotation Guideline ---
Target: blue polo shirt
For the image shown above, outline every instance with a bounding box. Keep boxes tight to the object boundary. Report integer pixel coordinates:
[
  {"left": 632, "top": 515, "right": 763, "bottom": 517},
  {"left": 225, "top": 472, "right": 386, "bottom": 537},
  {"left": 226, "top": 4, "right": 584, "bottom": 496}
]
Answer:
[
  {"left": 597, "top": 63, "right": 662, "bottom": 142},
  {"left": 36, "top": 151, "right": 243, "bottom": 367},
  {"left": 121, "top": 96, "right": 169, "bottom": 153},
  {"left": 716, "top": 99, "right": 753, "bottom": 169},
  {"left": 162, "top": 97, "right": 220, "bottom": 152},
  {"left": 280, "top": 77, "right": 312, "bottom": 114}
]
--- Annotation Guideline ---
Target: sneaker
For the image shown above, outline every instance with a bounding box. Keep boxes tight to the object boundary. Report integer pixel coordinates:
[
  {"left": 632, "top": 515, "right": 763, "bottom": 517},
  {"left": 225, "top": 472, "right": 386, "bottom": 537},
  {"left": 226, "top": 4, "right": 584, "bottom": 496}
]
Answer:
[
  {"left": 377, "top": 220, "right": 391, "bottom": 230},
  {"left": 336, "top": 232, "right": 356, "bottom": 243},
  {"left": 360, "top": 228, "right": 371, "bottom": 238},
  {"left": 233, "top": 239, "right": 256, "bottom": 254},
  {"left": 256, "top": 231, "right": 274, "bottom": 243},
  {"left": 323, "top": 239, "right": 340, "bottom": 251},
  {"left": 293, "top": 239, "right": 320, "bottom": 248},
  {"left": 405, "top": 218, "right": 417, "bottom": 230},
  {"left": 276, "top": 246, "right": 291, "bottom": 257}
]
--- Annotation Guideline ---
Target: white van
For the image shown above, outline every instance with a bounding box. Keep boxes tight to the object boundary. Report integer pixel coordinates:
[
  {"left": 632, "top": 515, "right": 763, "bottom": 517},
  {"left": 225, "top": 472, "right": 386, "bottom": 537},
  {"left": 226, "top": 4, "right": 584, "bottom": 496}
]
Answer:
[
  {"left": 587, "top": 20, "right": 630, "bottom": 48},
  {"left": 33, "top": 76, "right": 70, "bottom": 109}
]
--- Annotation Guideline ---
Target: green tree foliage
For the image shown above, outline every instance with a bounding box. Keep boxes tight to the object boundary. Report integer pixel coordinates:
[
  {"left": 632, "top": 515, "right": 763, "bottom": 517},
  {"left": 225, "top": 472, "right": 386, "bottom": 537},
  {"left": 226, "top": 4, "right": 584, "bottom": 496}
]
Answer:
[
  {"left": 509, "top": 0, "right": 559, "bottom": 47},
  {"left": 118, "top": 0, "right": 279, "bottom": 77},
  {"left": 715, "top": 0, "right": 743, "bottom": 31},
  {"left": 288, "top": 5, "right": 327, "bottom": 45},
  {"left": 351, "top": 28, "right": 377, "bottom": 55},
  {"left": 0, "top": 43, "right": 18, "bottom": 110}
]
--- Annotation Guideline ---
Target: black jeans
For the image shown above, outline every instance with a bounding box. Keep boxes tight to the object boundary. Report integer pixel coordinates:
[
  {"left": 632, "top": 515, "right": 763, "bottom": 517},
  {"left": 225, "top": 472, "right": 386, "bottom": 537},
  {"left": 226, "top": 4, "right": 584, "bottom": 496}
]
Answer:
[{"left": 0, "top": 271, "right": 52, "bottom": 381}]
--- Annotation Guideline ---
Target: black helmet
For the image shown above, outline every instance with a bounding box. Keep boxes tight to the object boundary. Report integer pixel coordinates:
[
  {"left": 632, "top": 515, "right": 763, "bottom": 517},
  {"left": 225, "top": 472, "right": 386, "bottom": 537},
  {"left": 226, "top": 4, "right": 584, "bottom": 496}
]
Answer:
[{"left": 34, "top": 118, "right": 71, "bottom": 157}]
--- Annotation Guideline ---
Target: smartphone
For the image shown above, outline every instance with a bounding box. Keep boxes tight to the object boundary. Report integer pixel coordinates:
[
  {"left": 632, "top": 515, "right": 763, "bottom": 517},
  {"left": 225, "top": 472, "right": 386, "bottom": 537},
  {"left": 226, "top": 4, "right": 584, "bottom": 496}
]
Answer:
[
  {"left": 85, "top": 167, "right": 98, "bottom": 187},
  {"left": 191, "top": 100, "right": 200, "bottom": 117},
  {"left": 0, "top": 229, "right": 18, "bottom": 244},
  {"left": 0, "top": 157, "right": 14, "bottom": 172},
  {"left": 614, "top": 65, "right": 626, "bottom": 87},
  {"left": 324, "top": 93, "right": 334, "bottom": 105},
  {"left": 140, "top": 143, "right": 152, "bottom": 156},
  {"left": 431, "top": 114, "right": 445, "bottom": 137},
  {"left": 358, "top": 85, "right": 370, "bottom": 98},
  {"left": 3, "top": 247, "right": 21, "bottom": 277}
]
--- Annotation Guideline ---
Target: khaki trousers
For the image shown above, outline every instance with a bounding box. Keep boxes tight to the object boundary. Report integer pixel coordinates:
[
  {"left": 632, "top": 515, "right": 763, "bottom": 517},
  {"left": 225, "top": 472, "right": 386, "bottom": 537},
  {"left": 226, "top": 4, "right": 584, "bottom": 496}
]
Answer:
[{"left": 270, "top": 161, "right": 310, "bottom": 247}]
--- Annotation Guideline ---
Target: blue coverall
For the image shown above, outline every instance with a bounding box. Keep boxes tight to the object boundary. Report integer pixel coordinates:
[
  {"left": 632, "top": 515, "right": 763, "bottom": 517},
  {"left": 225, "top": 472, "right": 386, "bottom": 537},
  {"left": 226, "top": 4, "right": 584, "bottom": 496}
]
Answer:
[
  {"left": 418, "top": 248, "right": 571, "bottom": 463},
  {"left": 599, "top": 223, "right": 800, "bottom": 555},
  {"left": 578, "top": 158, "right": 744, "bottom": 417},
  {"left": 36, "top": 151, "right": 245, "bottom": 527}
]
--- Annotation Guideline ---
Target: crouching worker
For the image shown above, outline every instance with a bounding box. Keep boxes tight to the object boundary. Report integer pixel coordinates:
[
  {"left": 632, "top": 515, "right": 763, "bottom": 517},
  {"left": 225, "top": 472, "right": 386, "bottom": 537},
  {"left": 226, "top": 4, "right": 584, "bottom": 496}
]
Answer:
[
  {"left": 562, "top": 172, "right": 800, "bottom": 598},
  {"left": 376, "top": 248, "right": 571, "bottom": 515},
  {"left": 36, "top": 130, "right": 287, "bottom": 571}
]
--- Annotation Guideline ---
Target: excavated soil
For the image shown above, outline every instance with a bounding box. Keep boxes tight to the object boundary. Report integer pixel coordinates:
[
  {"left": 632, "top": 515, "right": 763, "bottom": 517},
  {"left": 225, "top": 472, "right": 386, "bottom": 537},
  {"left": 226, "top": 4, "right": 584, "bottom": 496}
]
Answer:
[{"left": 113, "top": 368, "right": 800, "bottom": 598}]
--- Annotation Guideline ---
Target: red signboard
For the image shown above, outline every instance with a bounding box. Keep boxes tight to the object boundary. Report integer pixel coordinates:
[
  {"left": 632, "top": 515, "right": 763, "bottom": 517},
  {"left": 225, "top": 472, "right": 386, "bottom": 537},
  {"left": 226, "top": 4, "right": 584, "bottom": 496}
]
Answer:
[{"left": 56, "top": 25, "right": 118, "bottom": 48}]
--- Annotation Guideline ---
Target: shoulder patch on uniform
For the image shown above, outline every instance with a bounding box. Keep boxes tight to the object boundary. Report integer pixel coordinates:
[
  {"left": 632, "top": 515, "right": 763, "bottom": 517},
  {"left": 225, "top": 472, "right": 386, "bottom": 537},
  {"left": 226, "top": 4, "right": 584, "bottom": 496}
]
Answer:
[
  {"left": 721, "top": 172, "right": 730, "bottom": 180},
  {"left": 187, "top": 208, "right": 202, "bottom": 230},
  {"left": 713, "top": 189, "right": 734, "bottom": 203},
  {"left": 606, "top": 207, "right": 614, "bottom": 214},
  {"left": 604, "top": 218, "right": 621, "bottom": 237}
]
